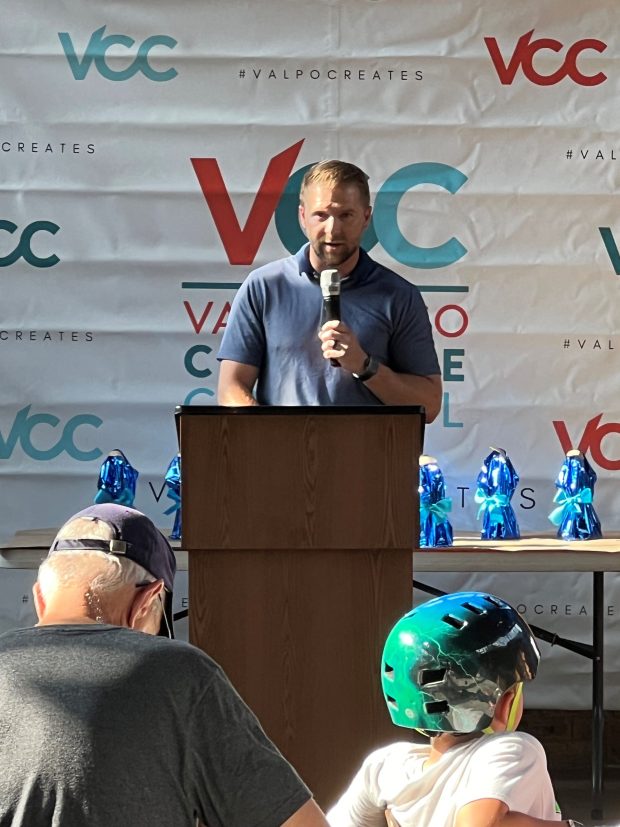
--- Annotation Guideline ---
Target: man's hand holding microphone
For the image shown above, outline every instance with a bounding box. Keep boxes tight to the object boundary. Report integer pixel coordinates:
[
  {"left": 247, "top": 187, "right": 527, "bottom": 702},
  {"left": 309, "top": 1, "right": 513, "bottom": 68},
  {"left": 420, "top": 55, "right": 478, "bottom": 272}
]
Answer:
[{"left": 318, "top": 268, "right": 378, "bottom": 381}]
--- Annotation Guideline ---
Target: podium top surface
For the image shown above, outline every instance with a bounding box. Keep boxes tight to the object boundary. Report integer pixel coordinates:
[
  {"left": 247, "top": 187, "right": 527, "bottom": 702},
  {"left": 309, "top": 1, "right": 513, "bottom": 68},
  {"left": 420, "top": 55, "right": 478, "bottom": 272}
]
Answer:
[
  {"left": 175, "top": 405, "right": 425, "bottom": 417},
  {"left": 175, "top": 406, "right": 427, "bottom": 449}
]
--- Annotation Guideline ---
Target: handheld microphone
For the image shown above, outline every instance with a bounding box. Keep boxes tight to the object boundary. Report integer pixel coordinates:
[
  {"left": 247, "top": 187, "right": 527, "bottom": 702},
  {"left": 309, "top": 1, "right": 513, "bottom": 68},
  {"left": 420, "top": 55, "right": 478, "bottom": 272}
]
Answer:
[{"left": 320, "top": 268, "right": 341, "bottom": 367}]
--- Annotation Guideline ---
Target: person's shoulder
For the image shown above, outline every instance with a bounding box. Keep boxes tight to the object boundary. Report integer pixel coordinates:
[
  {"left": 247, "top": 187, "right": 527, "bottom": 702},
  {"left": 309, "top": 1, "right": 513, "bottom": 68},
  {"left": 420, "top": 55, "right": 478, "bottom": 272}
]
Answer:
[
  {"left": 247, "top": 252, "right": 298, "bottom": 283},
  {"left": 475, "top": 731, "right": 548, "bottom": 761},
  {"left": 364, "top": 740, "right": 429, "bottom": 769},
  {"left": 135, "top": 632, "right": 216, "bottom": 661},
  {"left": 490, "top": 730, "right": 545, "bottom": 750},
  {"left": 0, "top": 626, "right": 30, "bottom": 639},
  {"left": 363, "top": 252, "right": 423, "bottom": 294},
  {"left": 0, "top": 626, "right": 34, "bottom": 648},
  {"left": 115, "top": 629, "right": 222, "bottom": 677}
]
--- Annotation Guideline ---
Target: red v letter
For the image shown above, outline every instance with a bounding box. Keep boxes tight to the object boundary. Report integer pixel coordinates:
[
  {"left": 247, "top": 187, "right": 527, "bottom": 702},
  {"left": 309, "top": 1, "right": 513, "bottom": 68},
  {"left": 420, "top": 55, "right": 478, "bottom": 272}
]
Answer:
[
  {"left": 552, "top": 414, "right": 603, "bottom": 455},
  {"left": 552, "top": 420, "right": 574, "bottom": 455},
  {"left": 191, "top": 140, "right": 304, "bottom": 265},
  {"left": 484, "top": 30, "right": 534, "bottom": 85},
  {"left": 183, "top": 301, "right": 213, "bottom": 334}
]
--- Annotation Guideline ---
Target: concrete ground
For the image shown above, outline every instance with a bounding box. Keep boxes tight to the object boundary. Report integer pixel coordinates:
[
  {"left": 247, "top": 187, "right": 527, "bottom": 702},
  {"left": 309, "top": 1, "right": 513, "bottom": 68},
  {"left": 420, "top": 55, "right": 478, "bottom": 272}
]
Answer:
[{"left": 554, "top": 771, "right": 620, "bottom": 826}]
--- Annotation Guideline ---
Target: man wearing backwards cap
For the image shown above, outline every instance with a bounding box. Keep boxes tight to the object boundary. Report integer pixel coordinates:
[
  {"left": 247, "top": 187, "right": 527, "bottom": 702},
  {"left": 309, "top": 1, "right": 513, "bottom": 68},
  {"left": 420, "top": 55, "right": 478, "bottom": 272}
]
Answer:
[{"left": 0, "top": 503, "right": 328, "bottom": 827}]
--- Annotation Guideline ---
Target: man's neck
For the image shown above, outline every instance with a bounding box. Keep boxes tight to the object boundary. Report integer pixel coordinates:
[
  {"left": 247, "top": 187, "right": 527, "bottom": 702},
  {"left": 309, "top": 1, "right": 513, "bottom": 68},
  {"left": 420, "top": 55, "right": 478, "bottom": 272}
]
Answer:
[
  {"left": 36, "top": 614, "right": 101, "bottom": 627},
  {"left": 309, "top": 247, "right": 360, "bottom": 278},
  {"left": 36, "top": 596, "right": 110, "bottom": 627}
]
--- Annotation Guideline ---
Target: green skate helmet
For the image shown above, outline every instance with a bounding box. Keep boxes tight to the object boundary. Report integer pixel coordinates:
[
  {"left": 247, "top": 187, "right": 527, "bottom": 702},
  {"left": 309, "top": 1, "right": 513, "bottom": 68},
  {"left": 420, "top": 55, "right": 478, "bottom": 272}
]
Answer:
[{"left": 381, "top": 591, "right": 539, "bottom": 733}]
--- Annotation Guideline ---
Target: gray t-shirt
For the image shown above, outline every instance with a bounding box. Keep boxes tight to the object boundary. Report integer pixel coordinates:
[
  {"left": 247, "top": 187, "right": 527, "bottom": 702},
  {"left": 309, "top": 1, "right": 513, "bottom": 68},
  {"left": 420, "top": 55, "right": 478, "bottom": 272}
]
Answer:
[{"left": 0, "top": 624, "right": 311, "bottom": 827}]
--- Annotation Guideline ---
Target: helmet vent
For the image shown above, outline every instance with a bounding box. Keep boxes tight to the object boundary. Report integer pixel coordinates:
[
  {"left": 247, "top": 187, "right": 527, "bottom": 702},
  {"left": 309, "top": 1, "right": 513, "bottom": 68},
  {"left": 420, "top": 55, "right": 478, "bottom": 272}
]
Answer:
[
  {"left": 425, "top": 700, "right": 449, "bottom": 715},
  {"left": 384, "top": 663, "right": 395, "bottom": 681},
  {"left": 442, "top": 614, "right": 466, "bottom": 630},
  {"left": 483, "top": 595, "right": 502, "bottom": 608},
  {"left": 420, "top": 668, "right": 446, "bottom": 686},
  {"left": 462, "top": 602, "right": 484, "bottom": 615},
  {"left": 385, "top": 694, "right": 398, "bottom": 711}
]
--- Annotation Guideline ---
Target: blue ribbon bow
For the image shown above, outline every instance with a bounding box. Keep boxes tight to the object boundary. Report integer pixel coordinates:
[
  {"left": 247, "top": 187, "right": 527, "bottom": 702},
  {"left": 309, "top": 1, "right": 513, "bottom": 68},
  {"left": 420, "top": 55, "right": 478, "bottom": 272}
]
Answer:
[
  {"left": 164, "top": 487, "right": 181, "bottom": 516},
  {"left": 548, "top": 487, "right": 593, "bottom": 526},
  {"left": 420, "top": 496, "right": 452, "bottom": 523},
  {"left": 474, "top": 489, "right": 510, "bottom": 524}
]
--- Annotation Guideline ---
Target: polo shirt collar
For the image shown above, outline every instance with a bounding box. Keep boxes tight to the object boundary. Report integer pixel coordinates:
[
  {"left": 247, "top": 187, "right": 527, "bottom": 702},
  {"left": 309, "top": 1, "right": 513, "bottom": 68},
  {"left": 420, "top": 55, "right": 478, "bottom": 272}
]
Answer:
[{"left": 295, "top": 243, "right": 373, "bottom": 287}]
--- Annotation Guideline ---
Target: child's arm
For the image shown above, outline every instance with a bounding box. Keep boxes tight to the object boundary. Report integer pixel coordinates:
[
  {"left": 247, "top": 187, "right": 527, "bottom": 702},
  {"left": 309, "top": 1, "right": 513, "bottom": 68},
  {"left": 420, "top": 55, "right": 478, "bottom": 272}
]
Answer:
[
  {"left": 326, "top": 749, "right": 391, "bottom": 827},
  {"left": 456, "top": 800, "right": 570, "bottom": 827}
]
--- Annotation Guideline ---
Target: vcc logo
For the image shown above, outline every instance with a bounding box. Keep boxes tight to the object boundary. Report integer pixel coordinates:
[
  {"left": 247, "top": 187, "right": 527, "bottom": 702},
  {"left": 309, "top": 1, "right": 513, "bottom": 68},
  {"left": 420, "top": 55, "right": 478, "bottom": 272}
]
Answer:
[
  {"left": 0, "top": 406, "right": 103, "bottom": 462},
  {"left": 59, "top": 26, "right": 177, "bottom": 81},
  {"left": 0, "top": 221, "right": 60, "bottom": 268}
]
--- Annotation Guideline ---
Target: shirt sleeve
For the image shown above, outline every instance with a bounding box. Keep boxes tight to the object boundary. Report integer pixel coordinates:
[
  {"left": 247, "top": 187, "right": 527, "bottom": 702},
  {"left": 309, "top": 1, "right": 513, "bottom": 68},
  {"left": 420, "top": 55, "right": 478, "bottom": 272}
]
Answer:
[
  {"left": 454, "top": 733, "right": 560, "bottom": 819},
  {"left": 217, "top": 274, "right": 266, "bottom": 367},
  {"left": 388, "top": 284, "right": 441, "bottom": 377},
  {"left": 327, "top": 748, "right": 392, "bottom": 827},
  {"left": 189, "top": 664, "right": 311, "bottom": 827}
]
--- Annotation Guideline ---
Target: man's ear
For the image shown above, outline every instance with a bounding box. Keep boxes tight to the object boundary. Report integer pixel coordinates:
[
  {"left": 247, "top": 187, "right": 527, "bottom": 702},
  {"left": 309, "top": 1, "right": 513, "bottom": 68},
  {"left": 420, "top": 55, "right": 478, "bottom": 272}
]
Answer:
[
  {"left": 298, "top": 204, "right": 308, "bottom": 235},
  {"left": 128, "top": 580, "right": 164, "bottom": 630},
  {"left": 33, "top": 581, "right": 45, "bottom": 621}
]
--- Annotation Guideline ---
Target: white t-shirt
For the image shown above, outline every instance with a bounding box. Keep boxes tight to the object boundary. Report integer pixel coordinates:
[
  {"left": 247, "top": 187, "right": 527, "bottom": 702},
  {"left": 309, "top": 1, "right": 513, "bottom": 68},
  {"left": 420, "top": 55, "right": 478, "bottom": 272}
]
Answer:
[{"left": 327, "top": 732, "right": 562, "bottom": 827}]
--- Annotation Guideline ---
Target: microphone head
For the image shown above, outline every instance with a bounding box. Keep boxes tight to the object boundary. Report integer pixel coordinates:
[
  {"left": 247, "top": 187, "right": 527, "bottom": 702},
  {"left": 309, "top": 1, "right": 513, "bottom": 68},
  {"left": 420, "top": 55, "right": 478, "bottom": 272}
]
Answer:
[{"left": 320, "top": 269, "right": 340, "bottom": 298}]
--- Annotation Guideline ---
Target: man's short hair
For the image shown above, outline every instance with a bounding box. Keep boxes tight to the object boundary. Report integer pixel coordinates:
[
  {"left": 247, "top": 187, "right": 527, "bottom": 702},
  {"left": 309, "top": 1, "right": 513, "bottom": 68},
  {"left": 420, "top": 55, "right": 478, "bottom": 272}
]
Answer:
[{"left": 300, "top": 160, "right": 371, "bottom": 207}]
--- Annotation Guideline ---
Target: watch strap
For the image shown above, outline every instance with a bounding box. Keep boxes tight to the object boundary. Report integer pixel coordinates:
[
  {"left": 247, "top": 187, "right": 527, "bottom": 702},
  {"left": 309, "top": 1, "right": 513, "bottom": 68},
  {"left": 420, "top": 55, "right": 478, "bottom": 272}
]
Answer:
[{"left": 353, "top": 355, "right": 379, "bottom": 382}]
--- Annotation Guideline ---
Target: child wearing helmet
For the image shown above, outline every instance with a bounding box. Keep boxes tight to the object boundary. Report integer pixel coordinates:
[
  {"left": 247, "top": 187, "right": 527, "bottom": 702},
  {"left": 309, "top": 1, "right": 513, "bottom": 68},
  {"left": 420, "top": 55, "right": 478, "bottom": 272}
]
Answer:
[{"left": 327, "top": 592, "right": 582, "bottom": 827}]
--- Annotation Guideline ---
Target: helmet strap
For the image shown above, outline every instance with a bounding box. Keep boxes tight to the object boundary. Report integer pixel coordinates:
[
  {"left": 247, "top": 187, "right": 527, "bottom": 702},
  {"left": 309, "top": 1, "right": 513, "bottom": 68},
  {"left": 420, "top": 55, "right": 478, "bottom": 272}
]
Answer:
[
  {"left": 506, "top": 682, "right": 523, "bottom": 731},
  {"left": 414, "top": 728, "right": 437, "bottom": 738}
]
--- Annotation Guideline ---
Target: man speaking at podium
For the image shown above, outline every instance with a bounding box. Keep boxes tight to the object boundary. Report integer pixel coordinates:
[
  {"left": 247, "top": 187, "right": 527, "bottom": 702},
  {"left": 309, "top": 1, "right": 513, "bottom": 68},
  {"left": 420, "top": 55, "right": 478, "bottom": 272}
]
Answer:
[{"left": 217, "top": 160, "right": 442, "bottom": 422}]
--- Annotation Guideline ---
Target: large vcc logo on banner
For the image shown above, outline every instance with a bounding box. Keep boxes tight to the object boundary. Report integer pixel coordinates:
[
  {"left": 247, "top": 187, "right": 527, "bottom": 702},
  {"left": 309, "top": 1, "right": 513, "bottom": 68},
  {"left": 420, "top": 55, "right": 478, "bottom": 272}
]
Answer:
[
  {"left": 485, "top": 29, "right": 607, "bottom": 86},
  {"left": 59, "top": 26, "right": 177, "bottom": 81},
  {"left": 191, "top": 140, "right": 467, "bottom": 270},
  {"left": 0, "top": 221, "right": 60, "bottom": 268},
  {"left": 0, "top": 406, "right": 103, "bottom": 462}
]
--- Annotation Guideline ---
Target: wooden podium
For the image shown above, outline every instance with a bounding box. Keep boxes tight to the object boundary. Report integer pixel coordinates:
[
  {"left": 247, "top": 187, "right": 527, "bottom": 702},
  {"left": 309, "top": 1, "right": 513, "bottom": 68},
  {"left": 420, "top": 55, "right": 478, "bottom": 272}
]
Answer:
[{"left": 176, "top": 405, "right": 424, "bottom": 808}]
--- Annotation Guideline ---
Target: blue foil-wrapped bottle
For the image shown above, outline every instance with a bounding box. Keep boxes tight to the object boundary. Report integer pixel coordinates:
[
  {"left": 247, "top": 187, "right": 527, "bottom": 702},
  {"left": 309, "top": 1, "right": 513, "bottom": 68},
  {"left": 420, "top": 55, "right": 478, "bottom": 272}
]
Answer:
[
  {"left": 549, "top": 449, "right": 602, "bottom": 540},
  {"left": 419, "top": 455, "right": 453, "bottom": 548},
  {"left": 475, "top": 447, "right": 520, "bottom": 540},
  {"left": 94, "top": 449, "right": 139, "bottom": 507},
  {"left": 164, "top": 453, "right": 182, "bottom": 541}
]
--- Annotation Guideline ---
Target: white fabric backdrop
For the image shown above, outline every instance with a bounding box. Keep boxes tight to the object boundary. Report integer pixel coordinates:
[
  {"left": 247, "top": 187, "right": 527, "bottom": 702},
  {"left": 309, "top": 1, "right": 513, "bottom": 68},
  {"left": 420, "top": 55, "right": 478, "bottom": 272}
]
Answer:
[{"left": 0, "top": 0, "right": 619, "bottom": 707}]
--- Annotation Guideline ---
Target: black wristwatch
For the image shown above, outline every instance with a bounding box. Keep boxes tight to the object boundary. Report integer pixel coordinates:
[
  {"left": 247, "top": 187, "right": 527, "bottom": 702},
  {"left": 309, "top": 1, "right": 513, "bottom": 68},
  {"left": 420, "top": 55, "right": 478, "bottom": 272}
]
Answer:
[{"left": 352, "top": 354, "right": 379, "bottom": 382}]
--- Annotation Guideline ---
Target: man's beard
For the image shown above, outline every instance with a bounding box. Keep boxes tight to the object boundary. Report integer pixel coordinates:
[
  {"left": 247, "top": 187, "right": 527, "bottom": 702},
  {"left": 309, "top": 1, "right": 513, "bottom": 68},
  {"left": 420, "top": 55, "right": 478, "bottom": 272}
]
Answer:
[{"left": 312, "top": 240, "right": 355, "bottom": 268}]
